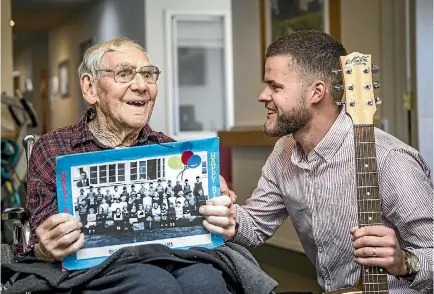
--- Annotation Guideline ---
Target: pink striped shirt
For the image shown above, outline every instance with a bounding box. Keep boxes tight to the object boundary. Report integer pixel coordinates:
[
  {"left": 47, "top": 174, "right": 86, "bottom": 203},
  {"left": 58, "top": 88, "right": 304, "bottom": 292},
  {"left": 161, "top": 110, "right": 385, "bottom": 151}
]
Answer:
[{"left": 233, "top": 110, "right": 433, "bottom": 293}]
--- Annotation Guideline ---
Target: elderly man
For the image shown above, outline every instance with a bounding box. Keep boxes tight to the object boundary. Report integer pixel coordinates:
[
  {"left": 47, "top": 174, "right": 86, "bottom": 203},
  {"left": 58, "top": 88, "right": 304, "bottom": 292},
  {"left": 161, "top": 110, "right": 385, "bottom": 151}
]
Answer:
[{"left": 14, "top": 38, "right": 237, "bottom": 294}]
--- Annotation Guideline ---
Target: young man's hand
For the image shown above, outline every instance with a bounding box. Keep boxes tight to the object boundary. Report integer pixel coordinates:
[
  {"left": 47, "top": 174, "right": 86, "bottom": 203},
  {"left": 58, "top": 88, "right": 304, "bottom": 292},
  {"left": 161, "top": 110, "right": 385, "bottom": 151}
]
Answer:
[{"left": 351, "top": 225, "right": 407, "bottom": 276}]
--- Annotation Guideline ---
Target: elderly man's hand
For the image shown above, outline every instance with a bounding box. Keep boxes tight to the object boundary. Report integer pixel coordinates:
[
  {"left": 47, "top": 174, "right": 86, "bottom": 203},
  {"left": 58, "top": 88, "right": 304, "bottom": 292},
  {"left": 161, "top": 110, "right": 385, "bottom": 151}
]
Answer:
[
  {"left": 35, "top": 213, "right": 84, "bottom": 262},
  {"left": 199, "top": 176, "right": 237, "bottom": 239}
]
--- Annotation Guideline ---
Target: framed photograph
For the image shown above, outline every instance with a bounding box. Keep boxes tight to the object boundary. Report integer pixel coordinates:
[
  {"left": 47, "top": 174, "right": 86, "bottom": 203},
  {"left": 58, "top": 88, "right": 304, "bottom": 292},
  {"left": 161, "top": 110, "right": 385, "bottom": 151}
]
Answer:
[
  {"left": 58, "top": 60, "right": 70, "bottom": 98},
  {"left": 56, "top": 137, "right": 224, "bottom": 270},
  {"left": 260, "top": 0, "right": 341, "bottom": 72}
]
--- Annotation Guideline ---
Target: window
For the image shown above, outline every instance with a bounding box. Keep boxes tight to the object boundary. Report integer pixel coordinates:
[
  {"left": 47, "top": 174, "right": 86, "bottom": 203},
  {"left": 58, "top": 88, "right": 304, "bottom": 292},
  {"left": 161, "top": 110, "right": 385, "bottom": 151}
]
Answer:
[
  {"left": 99, "top": 165, "right": 107, "bottom": 184},
  {"left": 130, "top": 159, "right": 166, "bottom": 181},
  {"left": 89, "top": 163, "right": 125, "bottom": 185},
  {"left": 118, "top": 163, "right": 125, "bottom": 182},
  {"left": 147, "top": 159, "right": 158, "bottom": 180},
  {"left": 90, "top": 166, "right": 98, "bottom": 184},
  {"left": 109, "top": 164, "right": 116, "bottom": 183},
  {"left": 201, "top": 160, "right": 207, "bottom": 175},
  {"left": 130, "top": 162, "right": 137, "bottom": 181},
  {"left": 168, "top": 14, "right": 233, "bottom": 138},
  {"left": 139, "top": 161, "right": 147, "bottom": 180}
]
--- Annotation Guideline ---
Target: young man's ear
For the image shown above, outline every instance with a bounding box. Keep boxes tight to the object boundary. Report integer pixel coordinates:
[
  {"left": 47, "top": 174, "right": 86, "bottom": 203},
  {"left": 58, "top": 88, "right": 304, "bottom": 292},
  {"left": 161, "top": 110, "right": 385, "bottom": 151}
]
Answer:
[
  {"left": 308, "top": 80, "right": 327, "bottom": 105},
  {"left": 81, "top": 73, "right": 98, "bottom": 105}
]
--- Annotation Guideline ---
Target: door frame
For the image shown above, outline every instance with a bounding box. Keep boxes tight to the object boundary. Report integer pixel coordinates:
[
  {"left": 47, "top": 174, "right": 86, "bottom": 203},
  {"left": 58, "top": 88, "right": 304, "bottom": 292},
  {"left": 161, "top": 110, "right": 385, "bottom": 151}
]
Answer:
[{"left": 164, "top": 9, "right": 234, "bottom": 140}]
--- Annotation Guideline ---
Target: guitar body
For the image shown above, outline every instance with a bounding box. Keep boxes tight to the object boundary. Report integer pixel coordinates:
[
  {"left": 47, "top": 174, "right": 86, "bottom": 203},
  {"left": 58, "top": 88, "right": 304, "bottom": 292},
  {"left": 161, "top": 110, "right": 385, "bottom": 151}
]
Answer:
[
  {"left": 324, "top": 278, "right": 363, "bottom": 294},
  {"left": 324, "top": 288, "right": 363, "bottom": 294},
  {"left": 326, "top": 52, "right": 389, "bottom": 294}
]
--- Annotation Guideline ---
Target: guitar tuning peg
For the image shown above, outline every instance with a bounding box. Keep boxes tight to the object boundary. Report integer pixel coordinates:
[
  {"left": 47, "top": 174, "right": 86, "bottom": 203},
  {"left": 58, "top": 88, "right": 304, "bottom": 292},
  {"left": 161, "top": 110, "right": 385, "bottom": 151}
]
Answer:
[
  {"left": 334, "top": 85, "right": 344, "bottom": 91},
  {"left": 331, "top": 69, "right": 342, "bottom": 75},
  {"left": 373, "top": 81, "right": 380, "bottom": 89},
  {"left": 335, "top": 101, "right": 345, "bottom": 106},
  {"left": 375, "top": 97, "right": 382, "bottom": 104},
  {"left": 371, "top": 64, "right": 380, "bottom": 73}
]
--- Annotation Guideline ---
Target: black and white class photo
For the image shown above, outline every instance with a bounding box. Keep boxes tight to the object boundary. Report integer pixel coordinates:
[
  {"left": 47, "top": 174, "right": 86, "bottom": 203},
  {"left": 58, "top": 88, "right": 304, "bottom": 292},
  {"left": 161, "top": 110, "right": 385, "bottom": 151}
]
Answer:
[{"left": 70, "top": 152, "right": 211, "bottom": 260}]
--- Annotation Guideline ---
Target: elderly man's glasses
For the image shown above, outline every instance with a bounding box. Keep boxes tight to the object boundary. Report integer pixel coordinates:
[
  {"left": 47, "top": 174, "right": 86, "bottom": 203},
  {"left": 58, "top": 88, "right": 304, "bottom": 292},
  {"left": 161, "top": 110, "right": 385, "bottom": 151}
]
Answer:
[{"left": 97, "top": 65, "right": 161, "bottom": 84}]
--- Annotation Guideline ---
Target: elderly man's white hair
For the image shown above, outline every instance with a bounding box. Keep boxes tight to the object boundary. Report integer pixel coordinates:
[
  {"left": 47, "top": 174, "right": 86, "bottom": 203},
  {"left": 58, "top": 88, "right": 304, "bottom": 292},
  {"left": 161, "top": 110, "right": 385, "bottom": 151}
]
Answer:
[{"left": 78, "top": 37, "right": 151, "bottom": 79}]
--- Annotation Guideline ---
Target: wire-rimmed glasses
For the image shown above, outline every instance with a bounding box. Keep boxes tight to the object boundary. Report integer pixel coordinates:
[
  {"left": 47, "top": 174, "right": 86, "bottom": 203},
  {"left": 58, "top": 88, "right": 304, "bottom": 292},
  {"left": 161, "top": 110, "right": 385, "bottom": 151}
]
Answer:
[{"left": 97, "top": 65, "right": 161, "bottom": 84}]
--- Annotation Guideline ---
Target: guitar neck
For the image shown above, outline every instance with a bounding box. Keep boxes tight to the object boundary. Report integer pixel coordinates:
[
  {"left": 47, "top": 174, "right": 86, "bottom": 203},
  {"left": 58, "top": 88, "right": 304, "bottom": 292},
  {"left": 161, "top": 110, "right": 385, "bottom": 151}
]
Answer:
[{"left": 354, "top": 124, "right": 389, "bottom": 294}]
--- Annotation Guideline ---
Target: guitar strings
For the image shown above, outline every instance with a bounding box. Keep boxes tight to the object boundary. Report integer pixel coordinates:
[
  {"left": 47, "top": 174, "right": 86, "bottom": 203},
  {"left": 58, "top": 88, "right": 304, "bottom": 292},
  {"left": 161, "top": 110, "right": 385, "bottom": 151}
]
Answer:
[
  {"left": 357, "top": 126, "right": 371, "bottom": 293},
  {"left": 361, "top": 125, "right": 370, "bottom": 294},
  {"left": 359, "top": 125, "right": 388, "bottom": 293},
  {"left": 356, "top": 126, "right": 367, "bottom": 292}
]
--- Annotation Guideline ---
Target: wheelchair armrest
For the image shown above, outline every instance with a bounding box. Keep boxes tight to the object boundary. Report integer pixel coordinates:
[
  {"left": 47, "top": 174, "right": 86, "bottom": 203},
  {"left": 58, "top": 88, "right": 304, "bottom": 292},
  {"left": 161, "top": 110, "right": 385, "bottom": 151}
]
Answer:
[{"left": 1, "top": 207, "right": 30, "bottom": 223}]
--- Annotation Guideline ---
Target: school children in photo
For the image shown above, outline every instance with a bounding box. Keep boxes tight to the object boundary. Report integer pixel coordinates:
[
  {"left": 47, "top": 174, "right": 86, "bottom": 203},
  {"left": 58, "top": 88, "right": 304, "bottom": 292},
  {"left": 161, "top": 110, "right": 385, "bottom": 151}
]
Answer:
[{"left": 86, "top": 208, "right": 97, "bottom": 234}]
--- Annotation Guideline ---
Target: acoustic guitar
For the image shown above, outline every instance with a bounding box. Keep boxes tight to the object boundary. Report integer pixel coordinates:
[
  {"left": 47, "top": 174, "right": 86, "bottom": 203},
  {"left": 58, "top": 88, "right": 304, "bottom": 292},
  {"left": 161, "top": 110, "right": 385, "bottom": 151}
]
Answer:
[{"left": 325, "top": 52, "right": 388, "bottom": 294}]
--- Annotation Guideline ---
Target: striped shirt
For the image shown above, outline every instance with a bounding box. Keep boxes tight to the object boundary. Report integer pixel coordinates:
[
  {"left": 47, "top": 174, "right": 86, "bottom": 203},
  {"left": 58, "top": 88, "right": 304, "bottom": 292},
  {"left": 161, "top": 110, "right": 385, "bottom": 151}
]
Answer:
[{"left": 233, "top": 110, "right": 433, "bottom": 293}]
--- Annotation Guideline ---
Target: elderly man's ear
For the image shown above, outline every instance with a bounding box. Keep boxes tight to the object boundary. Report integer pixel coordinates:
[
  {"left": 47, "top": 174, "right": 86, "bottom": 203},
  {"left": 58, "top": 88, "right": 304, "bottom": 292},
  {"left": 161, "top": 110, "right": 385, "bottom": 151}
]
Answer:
[{"left": 81, "top": 74, "right": 99, "bottom": 105}]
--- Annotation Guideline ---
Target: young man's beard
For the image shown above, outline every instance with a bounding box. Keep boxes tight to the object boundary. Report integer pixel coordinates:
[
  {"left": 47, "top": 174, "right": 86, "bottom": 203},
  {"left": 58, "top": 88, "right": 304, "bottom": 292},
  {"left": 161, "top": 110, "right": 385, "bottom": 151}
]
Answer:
[{"left": 263, "top": 97, "right": 312, "bottom": 137}]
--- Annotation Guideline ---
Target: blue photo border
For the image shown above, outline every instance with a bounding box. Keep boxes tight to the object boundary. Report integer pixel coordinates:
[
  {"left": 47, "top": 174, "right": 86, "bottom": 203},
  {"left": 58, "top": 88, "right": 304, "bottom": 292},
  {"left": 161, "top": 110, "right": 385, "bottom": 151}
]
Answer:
[{"left": 56, "top": 137, "right": 224, "bottom": 270}]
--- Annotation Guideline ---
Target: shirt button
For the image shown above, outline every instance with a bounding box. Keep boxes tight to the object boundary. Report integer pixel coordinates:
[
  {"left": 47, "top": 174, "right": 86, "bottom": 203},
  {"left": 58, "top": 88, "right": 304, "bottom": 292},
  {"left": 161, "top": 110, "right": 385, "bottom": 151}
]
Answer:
[{"left": 318, "top": 247, "right": 323, "bottom": 253}]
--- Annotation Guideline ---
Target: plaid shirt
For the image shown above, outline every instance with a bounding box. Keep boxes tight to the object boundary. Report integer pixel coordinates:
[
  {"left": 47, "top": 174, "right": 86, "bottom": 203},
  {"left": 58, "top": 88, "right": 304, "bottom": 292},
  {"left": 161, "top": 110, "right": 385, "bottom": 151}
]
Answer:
[{"left": 20, "top": 109, "right": 174, "bottom": 255}]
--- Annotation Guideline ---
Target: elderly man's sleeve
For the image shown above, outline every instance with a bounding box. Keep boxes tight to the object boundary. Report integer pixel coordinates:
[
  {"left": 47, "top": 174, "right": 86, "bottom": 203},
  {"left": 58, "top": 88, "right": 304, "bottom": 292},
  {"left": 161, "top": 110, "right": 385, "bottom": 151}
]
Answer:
[
  {"left": 380, "top": 148, "right": 433, "bottom": 292},
  {"left": 231, "top": 142, "right": 288, "bottom": 248},
  {"left": 23, "top": 139, "right": 59, "bottom": 255}
]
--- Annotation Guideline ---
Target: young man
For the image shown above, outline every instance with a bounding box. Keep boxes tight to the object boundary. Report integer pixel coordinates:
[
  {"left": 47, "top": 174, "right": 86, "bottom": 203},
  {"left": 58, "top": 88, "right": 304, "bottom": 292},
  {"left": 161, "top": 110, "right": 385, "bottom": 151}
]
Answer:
[{"left": 201, "top": 31, "right": 433, "bottom": 292}]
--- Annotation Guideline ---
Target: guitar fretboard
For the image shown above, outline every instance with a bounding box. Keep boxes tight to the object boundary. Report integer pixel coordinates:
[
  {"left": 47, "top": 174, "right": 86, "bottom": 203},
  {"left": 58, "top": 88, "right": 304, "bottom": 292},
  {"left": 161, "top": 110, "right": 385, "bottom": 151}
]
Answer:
[{"left": 354, "top": 125, "right": 389, "bottom": 294}]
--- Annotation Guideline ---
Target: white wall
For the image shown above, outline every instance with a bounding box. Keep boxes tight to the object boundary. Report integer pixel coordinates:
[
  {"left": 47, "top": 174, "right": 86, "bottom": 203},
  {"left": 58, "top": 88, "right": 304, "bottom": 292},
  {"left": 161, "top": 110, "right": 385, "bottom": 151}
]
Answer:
[
  {"left": 47, "top": 0, "right": 146, "bottom": 130},
  {"left": 90, "top": 0, "right": 145, "bottom": 45},
  {"left": 232, "top": 0, "right": 265, "bottom": 127},
  {"left": 144, "top": 0, "right": 232, "bottom": 135},
  {"left": 415, "top": 0, "right": 433, "bottom": 170}
]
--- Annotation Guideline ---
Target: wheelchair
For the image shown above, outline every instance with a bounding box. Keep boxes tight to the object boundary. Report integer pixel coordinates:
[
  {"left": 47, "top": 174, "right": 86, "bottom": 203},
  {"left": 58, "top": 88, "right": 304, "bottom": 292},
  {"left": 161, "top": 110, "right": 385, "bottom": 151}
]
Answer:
[
  {"left": 1, "top": 90, "right": 38, "bottom": 264},
  {"left": 1, "top": 133, "right": 35, "bottom": 265}
]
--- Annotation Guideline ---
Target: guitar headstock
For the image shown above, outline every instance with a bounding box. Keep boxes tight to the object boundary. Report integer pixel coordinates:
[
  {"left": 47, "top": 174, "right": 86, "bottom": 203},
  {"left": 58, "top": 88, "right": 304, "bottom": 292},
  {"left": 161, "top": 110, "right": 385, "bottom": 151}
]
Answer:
[{"left": 334, "top": 52, "right": 380, "bottom": 125}]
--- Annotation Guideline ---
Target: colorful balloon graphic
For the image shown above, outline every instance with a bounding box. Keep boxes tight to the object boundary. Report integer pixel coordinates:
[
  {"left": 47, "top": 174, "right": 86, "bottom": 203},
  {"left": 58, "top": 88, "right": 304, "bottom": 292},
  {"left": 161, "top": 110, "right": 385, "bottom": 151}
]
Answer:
[
  {"left": 181, "top": 151, "right": 193, "bottom": 165},
  {"left": 168, "top": 156, "right": 183, "bottom": 169},
  {"left": 187, "top": 154, "right": 201, "bottom": 168},
  {"left": 180, "top": 142, "right": 193, "bottom": 153},
  {"left": 173, "top": 141, "right": 202, "bottom": 180}
]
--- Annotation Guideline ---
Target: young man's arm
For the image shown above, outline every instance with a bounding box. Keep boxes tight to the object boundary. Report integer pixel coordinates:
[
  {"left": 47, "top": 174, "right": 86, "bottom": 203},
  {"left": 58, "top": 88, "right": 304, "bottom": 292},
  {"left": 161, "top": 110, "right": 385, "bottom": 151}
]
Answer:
[
  {"left": 231, "top": 138, "right": 290, "bottom": 247},
  {"left": 380, "top": 148, "right": 433, "bottom": 292}
]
